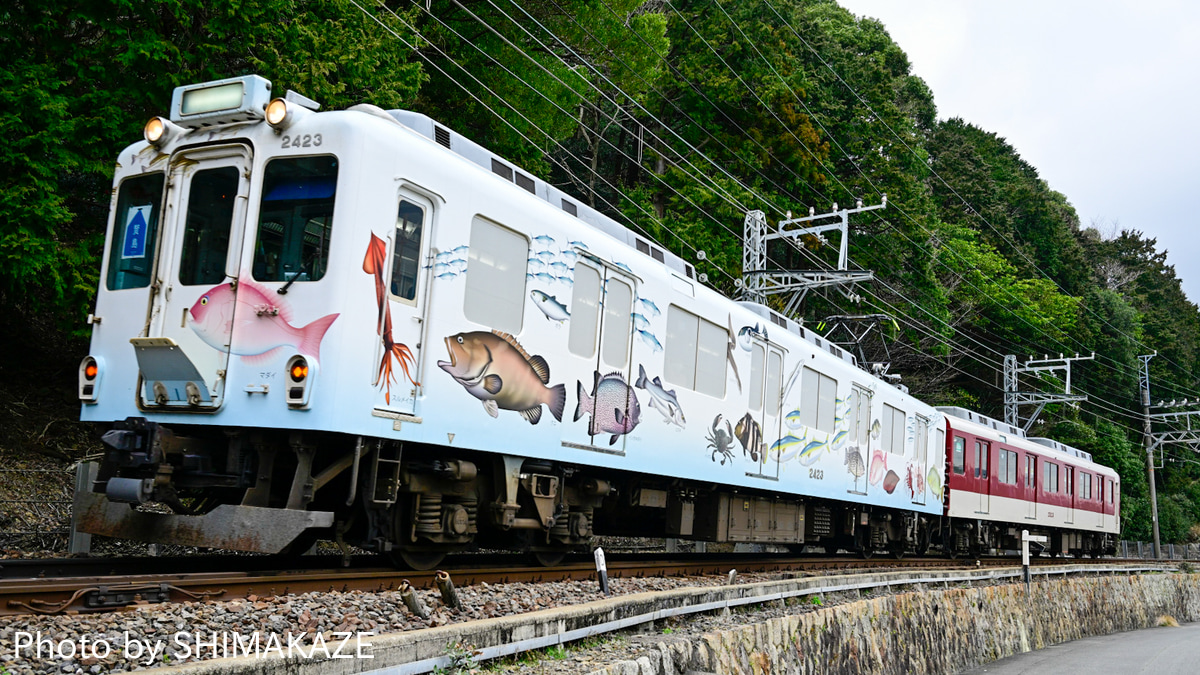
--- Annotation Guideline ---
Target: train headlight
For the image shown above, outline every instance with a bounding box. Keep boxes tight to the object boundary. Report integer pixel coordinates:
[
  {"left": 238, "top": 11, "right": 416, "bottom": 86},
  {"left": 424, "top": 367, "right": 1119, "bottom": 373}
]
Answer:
[
  {"left": 265, "top": 98, "right": 293, "bottom": 128},
  {"left": 79, "top": 356, "right": 101, "bottom": 403},
  {"left": 143, "top": 116, "right": 182, "bottom": 147},
  {"left": 285, "top": 355, "right": 317, "bottom": 408}
]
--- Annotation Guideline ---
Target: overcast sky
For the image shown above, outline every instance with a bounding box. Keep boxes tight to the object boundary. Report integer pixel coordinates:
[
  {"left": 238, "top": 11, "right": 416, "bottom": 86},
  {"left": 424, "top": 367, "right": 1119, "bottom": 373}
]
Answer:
[{"left": 835, "top": 0, "right": 1200, "bottom": 302}]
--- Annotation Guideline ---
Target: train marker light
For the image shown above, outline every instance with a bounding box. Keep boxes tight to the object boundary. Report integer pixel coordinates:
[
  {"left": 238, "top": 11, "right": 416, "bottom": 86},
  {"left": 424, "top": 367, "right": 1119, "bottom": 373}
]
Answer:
[
  {"left": 78, "top": 356, "right": 101, "bottom": 402},
  {"left": 285, "top": 355, "right": 316, "bottom": 408}
]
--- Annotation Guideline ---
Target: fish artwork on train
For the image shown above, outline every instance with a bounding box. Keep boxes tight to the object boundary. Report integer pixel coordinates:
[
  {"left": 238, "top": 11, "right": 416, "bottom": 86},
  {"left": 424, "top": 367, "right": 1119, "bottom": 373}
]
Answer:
[
  {"left": 576, "top": 371, "right": 642, "bottom": 445},
  {"left": 634, "top": 364, "right": 685, "bottom": 428},
  {"left": 636, "top": 329, "right": 663, "bottom": 353},
  {"left": 883, "top": 469, "right": 900, "bottom": 494},
  {"left": 905, "top": 463, "right": 925, "bottom": 499},
  {"left": 844, "top": 447, "right": 866, "bottom": 479},
  {"left": 831, "top": 429, "right": 849, "bottom": 451},
  {"left": 734, "top": 412, "right": 766, "bottom": 462},
  {"left": 188, "top": 280, "right": 340, "bottom": 364},
  {"left": 927, "top": 467, "right": 943, "bottom": 500},
  {"left": 362, "top": 233, "right": 417, "bottom": 403},
  {"left": 769, "top": 433, "right": 807, "bottom": 462},
  {"left": 438, "top": 330, "right": 567, "bottom": 425},
  {"left": 868, "top": 448, "right": 887, "bottom": 486},
  {"left": 530, "top": 290, "right": 570, "bottom": 323}
]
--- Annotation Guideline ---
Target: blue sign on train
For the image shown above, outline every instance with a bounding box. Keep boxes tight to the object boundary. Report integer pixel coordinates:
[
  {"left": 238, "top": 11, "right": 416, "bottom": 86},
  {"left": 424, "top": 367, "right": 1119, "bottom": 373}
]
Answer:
[{"left": 121, "top": 206, "right": 152, "bottom": 259}]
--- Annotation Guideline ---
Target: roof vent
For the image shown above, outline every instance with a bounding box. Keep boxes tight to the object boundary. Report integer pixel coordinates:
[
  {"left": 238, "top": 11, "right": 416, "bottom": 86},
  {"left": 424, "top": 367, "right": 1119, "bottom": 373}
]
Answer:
[
  {"left": 434, "top": 126, "right": 451, "bottom": 148},
  {"left": 491, "top": 159, "right": 513, "bottom": 181}
]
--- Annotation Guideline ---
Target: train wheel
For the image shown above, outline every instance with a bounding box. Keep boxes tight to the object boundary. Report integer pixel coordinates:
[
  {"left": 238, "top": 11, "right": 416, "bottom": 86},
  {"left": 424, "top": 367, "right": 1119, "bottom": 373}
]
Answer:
[
  {"left": 388, "top": 548, "right": 446, "bottom": 571},
  {"left": 889, "top": 543, "right": 906, "bottom": 560},
  {"left": 859, "top": 547, "right": 874, "bottom": 560}
]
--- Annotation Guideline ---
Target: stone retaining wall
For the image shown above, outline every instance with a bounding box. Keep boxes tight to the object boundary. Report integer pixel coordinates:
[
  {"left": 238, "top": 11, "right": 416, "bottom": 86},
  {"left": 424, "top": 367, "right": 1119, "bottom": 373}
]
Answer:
[{"left": 592, "top": 573, "right": 1200, "bottom": 675}]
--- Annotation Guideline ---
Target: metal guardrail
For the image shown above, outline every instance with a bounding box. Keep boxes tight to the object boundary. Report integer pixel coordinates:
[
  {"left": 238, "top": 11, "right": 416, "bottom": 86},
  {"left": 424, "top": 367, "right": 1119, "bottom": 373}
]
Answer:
[{"left": 364, "top": 563, "right": 1176, "bottom": 675}]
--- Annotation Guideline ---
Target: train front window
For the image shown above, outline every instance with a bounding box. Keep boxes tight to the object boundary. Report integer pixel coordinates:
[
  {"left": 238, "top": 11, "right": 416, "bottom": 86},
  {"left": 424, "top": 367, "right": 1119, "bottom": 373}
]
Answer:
[
  {"left": 253, "top": 156, "right": 338, "bottom": 283},
  {"left": 107, "top": 173, "right": 165, "bottom": 290},
  {"left": 178, "top": 167, "right": 238, "bottom": 285}
]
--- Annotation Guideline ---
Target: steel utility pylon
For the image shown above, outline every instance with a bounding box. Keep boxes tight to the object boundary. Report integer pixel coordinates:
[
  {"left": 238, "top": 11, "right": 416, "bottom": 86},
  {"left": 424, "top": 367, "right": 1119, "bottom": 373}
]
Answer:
[
  {"left": 1003, "top": 353, "right": 1094, "bottom": 432},
  {"left": 741, "top": 197, "right": 885, "bottom": 316}
]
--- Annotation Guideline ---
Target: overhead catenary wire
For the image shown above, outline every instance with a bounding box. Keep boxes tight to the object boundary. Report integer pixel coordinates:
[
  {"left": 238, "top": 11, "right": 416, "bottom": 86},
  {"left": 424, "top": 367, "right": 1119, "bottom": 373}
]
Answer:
[{"left": 358, "top": 0, "right": 1163, "bottom": 441}]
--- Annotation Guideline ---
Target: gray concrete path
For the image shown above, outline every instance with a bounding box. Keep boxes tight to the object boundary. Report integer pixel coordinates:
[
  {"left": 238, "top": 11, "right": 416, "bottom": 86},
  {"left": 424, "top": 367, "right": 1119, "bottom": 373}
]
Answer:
[{"left": 959, "top": 621, "right": 1200, "bottom": 674}]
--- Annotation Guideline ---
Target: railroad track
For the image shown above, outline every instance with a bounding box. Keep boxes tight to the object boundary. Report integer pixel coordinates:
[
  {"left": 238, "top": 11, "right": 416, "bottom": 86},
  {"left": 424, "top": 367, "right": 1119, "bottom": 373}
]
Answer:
[{"left": 0, "top": 553, "right": 1144, "bottom": 616}]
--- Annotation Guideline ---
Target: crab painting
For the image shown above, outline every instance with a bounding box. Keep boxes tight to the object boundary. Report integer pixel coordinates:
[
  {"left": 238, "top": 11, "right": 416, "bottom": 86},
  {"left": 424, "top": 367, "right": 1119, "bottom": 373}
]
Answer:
[{"left": 706, "top": 414, "right": 736, "bottom": 465}]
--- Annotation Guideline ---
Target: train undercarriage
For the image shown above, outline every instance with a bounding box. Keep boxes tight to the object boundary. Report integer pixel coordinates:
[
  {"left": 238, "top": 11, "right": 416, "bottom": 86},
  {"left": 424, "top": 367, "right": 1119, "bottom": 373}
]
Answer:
[{"left": 76, "top": 418, "right": 1113, "bottom": 568}]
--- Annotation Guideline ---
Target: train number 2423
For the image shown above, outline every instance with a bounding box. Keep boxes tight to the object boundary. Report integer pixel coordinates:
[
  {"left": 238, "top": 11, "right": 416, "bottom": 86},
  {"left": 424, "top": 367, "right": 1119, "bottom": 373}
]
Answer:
[{"left": 281, "top": 134, "right": 322, "bottom": 149}]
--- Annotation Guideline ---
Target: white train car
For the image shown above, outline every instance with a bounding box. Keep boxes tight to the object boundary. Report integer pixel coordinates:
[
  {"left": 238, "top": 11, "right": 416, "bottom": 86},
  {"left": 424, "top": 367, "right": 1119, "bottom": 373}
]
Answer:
[
  {"left": 77, "top": 74, "right": 949, "bottom": 566},
  {"left": 938, "top": 407, "right": 1119, "bottom": 557}
]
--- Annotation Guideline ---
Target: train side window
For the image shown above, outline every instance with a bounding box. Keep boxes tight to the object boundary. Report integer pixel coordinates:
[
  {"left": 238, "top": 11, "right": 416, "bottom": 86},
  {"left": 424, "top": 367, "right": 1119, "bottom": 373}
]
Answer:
[
  {"left": 107, "top": 172, "right": 166, "bottom": 290},
  {"left": 749, "top": 344, "right": 765, "bottom": 411},
  {"left": 766, "top": 350, "right": 782, "bottom": 417},
  {"left": 998, "top": 449, "right": 1017, "bottom": 484},
  {"left": 802, "top": 368, "right": 838, "bottom": 433},
  {"left": 852, "top": 387, "right": 872, "bottom": 445},
  {"left": 601, "top": 276, "right": 632, "bottom": 368},
  {"left": 569, "top": 263, "right": 601, "bottom": 357},
  {"left": 178, "top": 167, "right": 238, "bottom": 285},
  {"left": 389, "top": 201, "right": 424, "bottom": 302},
  {"left": 695, "top": 316, "right": 727, "bottom": 397},
  {"left": 953, "top": 437, "right": 965, "bottom": 474},
  {"left": 253, "top": 155, "right": 337, "bottom": 283},
  {"left": 463, "top": 216, "right": 528, "bottom": 334},
  {"left": 881, "top": 403, "right": 904, "bottom": 453},
  {"left": 1081, "top": 473, "right": 1091, "bottom": 499},
  {"left": 665, "top": 305, "right": 727, "bottom": 397},
  {"left": 1026, "top": 455, "right": 1036, "bottom": 488},
  {"left": 1045, "top": 462, "right": 1058, "bottom": 493},
  {"left": 974, "top": 441, "right": 989, "bottom": 479}
]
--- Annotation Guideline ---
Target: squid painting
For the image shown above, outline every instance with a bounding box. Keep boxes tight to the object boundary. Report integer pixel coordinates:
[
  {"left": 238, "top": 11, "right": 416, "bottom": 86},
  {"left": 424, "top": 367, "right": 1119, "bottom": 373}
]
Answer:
[{"left": 364, "top": 233, "right": 419, "bottom": 403}]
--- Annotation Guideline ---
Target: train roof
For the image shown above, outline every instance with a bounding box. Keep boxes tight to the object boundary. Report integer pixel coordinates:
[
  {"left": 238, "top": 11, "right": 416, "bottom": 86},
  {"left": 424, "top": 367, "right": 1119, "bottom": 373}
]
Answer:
[
  {"left": 387, "top": 110, "right": 697, "bottom": 280},
  {"left": 937, "top": 406, "right": 1105, "bottom": 469},
  {"left": 386, "top": 108, "right": 868, "bottom": 372}
]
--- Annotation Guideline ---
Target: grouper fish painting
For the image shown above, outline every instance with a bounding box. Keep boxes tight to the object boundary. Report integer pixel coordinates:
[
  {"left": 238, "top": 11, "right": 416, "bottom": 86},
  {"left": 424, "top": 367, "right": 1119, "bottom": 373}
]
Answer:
[
  {"left": 188, "top": 281, "right": 339, "bottom": 363},
  {"left": 438, "top": 330, "right": 567, "bottom": 425}
]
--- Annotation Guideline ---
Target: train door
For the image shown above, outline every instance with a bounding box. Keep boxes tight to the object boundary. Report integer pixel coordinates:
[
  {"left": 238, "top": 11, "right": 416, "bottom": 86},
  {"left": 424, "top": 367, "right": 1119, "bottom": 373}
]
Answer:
[
  {"left": 1064, "top": 466, "right": 1075, "bottom": 525},
  {"left": 1025, "top": 454, "right": 1038, "bottom": 520},
  {"left": 567, "top": 258, "right": 636, "bottom": 453},
  {"left": 912, "top": 415, "right": 929, "bottom": 505},
  {"left": 849, "top": 385, "right": 872, "bottom": 495},
  {"left": 975, "top": 440, "right": 991, "bottom": 514},
  {"left": 136, "top": 146, "right": 252, "bottom": 409},
  {"left": 748, "top": 338, "right": 785, "bottom": 479},
  {"left": 372, "top": 189, "right": 436, "bottom": 415}
]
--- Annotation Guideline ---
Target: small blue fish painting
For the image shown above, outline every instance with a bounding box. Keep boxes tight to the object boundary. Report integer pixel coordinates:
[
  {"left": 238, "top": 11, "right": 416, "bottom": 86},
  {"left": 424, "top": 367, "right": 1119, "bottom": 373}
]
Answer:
[
  {"left": 536, "top": 250, "right": 557, "bottom": 261},
  {"left": 549, "top": 261, "right": 572, "bottom": 274},
  {"left": 632, "top": 313, "right": 651, "bottom": 331},
  {"left": 436, "top": 272, "right": 459, "bottom": 280},
  {"left": 450, "top": 245, "right": 469, "bottom": 255},
  {"left": 533, "top": 272, "right": 557, "bottom": 284},
  {"left": 558, "top": 249, "right": 579, "bottom": 262},
  {"left": 433, "top": 262, "right": 453, "bottom": 275},
  {"left": 636, "top": 330, "right": 663, "bottom": 353},
  {"left": 556, "top": 275, "right": 573, "bottom": 285},
  {"left": 797, "top": 439, "right": 828, "bottom": 466},
  {"left": 449, "top": 259, "right": 468, "bottom": 272},
  {"left": 637, "top": 297, "right": 662, "bottom": 317},
  {"left": 831, "top": 429, "right": 849, "bottom": 450},
  {"left": 532, "top": 234, "right": 556, "bottom": 248},
  {"left": 613, "top": 261, "right": 635, "bottom": 275},
  {"left": 530, "top": 290, "right": 570, "bottom": 322},
  {"left": 785, "top": 409, "right": 805, "bottom": 430},
  {"left": 568, "top": 240, "right": 588, "bottom": 249},
  {"left": 770, "top": 434, "right": 807, "bottom": 461},
  {"left": 435, "top": 249, "right": 457, "bottom": 261},
  {"left": 527, "top": 258, "right": 547, "bottom": 270}
]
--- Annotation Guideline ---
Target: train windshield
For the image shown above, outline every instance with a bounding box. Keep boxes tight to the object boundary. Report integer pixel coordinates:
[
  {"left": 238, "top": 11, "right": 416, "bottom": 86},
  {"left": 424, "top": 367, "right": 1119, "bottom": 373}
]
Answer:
[
  {"left": 106, "top": 172, "right": 165, "bottom": 290},
  {"left": 252, "top": 155, "right": 338, "bottom": 282}
]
